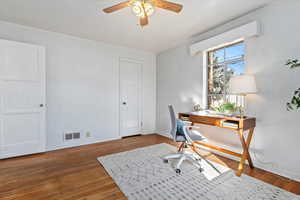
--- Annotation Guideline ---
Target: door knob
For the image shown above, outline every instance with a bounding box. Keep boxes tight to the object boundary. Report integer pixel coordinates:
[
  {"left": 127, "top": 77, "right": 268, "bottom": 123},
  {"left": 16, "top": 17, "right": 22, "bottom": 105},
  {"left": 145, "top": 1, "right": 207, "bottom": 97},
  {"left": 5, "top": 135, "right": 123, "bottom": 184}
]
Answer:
[
  {"left": 122, "top": 102, "right": 127, "bottom": 105},
  {"left": 40, "top": 104, "right": 44, "bottom": 107}
]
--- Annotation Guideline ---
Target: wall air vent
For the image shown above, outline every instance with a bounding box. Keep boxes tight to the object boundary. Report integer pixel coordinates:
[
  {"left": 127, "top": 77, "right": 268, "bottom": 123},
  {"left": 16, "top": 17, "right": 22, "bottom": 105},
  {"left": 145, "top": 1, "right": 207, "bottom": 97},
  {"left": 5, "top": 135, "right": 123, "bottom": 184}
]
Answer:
[
  {"left": 64, "top": 133, "right": 73, "bottom": 141},
  {"left": 73, "top": 132, "right": 80, "bottom": 139},
  {"left": 64, "top": 132, "right": 81, "bottom": 141}
]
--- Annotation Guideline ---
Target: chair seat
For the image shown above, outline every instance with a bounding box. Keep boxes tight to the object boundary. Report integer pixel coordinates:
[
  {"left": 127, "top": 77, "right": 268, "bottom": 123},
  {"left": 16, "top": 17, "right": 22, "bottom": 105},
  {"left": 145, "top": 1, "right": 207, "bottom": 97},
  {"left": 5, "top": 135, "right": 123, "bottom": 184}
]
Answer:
[{"left": 175, "top": 129, "right": 206, "bottom": 142}]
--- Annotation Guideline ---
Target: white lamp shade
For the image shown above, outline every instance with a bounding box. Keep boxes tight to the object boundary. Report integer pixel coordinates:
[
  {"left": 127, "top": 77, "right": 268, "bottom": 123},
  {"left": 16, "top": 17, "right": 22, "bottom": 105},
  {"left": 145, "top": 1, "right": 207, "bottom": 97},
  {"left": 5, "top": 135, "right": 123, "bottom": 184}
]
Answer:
[{"left": 229, "top": 75, "right": 257, "bottom": 95}]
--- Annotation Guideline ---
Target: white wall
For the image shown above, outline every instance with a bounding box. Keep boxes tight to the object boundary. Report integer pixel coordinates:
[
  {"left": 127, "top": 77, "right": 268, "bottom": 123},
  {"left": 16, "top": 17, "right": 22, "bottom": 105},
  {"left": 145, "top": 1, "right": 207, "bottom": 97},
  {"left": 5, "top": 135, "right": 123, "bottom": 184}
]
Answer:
[
  {"left": 0, "top": 21, "right": 156, "bottom": 151},
  {"left": 157, "top": 0, "right": 300, "bottom": 181}
]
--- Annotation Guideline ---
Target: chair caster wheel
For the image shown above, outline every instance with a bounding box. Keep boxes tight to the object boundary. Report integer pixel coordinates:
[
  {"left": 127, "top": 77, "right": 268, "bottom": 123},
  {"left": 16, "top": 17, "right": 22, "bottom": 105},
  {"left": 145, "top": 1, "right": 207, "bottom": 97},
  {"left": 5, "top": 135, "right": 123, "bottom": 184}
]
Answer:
[
  {"left": 175, "top": 169, "right": 181, "bottom": 174},
  {"left": 199, "top": 168, "right": 204, "bottom": 173},
  {"left": 163, "top": 159, "right": 168, "bottom": 163}
]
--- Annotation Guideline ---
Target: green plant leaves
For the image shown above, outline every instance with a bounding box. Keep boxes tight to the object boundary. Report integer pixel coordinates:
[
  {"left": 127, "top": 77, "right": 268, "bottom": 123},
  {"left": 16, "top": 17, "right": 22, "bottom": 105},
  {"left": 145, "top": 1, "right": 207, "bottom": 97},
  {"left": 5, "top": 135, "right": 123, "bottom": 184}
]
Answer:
[
  {"left": 215, "top": 102, "right": 237, "bottom": 113},
  {"left": 286, "top": 59, "right": 300, "bottom": 69},
  {"left": 286, "top": 59, "right": 300, "bottom": 111}
]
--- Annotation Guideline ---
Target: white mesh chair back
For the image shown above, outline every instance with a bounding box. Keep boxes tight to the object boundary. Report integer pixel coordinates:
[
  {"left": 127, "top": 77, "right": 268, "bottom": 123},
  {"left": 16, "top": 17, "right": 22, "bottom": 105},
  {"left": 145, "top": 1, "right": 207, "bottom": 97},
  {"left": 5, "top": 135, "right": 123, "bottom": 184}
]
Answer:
[{"left": 168, "top": 105, "right": 177, "bottom": 141}]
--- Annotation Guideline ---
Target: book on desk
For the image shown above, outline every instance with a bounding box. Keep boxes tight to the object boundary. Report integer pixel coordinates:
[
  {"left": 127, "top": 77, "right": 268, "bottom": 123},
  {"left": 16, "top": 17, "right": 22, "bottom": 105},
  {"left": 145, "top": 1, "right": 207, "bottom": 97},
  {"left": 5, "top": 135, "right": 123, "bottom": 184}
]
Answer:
[{"left": 221, "top": 120, "right": 239, "bottom": 129}]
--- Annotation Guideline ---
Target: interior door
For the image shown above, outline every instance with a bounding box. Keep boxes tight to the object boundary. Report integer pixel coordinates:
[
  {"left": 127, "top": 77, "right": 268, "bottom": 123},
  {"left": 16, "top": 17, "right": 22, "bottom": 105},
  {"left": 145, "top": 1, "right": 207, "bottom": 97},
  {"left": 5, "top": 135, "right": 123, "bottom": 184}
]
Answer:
[
  {"left": 119, "top": 58, "right": 142, "bottom": 137},
  {"left": 0, "top": 39, "right": 46, "bottom": 159}
]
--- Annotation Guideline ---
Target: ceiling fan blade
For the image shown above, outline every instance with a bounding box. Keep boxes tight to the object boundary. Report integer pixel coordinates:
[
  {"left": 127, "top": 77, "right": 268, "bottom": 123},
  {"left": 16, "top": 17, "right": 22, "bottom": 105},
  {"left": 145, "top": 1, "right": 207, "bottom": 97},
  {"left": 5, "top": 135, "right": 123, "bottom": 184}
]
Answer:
[
  {"left": 103, "top": 1, "right": 131, "bottom": 13},
  {"left": 154, "top": 0, "right": 183, "bottom": 13},
  {"left": 140, "top": 16, "right": 149, "bottom": 26}
]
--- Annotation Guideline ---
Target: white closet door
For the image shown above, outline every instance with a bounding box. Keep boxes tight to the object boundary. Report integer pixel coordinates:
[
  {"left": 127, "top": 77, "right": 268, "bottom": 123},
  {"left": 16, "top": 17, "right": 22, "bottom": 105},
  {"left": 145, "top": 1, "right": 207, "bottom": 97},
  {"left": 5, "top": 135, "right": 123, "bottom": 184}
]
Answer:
[
  {"left": 0, "top": 39, "right": 46, "bottom": 159},
  {"left": 119, "top": 58, "right": 142, "bottom": 137}
]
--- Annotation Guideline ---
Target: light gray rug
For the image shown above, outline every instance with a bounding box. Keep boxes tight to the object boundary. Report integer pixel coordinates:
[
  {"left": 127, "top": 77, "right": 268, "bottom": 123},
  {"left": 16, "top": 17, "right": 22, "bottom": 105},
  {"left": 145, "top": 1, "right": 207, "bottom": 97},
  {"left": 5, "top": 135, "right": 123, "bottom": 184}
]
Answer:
[{"left": 97, "top": 143, "right": 299, "bottom": 200}]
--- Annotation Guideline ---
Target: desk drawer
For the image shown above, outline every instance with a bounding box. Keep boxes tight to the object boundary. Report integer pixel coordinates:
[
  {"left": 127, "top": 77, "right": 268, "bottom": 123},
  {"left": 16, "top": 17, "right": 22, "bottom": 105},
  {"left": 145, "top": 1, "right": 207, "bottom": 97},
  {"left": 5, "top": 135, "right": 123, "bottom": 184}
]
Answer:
[{"left": 189, "top": 116, "right": 221, "bottom": 126}]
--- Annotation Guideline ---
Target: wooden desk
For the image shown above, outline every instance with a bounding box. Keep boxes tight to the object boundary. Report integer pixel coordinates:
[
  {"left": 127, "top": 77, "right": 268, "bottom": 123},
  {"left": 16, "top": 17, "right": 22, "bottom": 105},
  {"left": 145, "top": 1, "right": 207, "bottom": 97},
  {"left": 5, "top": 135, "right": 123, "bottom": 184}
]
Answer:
[{"left": 179, "top": 112, "right": 256, "bottom": 176}]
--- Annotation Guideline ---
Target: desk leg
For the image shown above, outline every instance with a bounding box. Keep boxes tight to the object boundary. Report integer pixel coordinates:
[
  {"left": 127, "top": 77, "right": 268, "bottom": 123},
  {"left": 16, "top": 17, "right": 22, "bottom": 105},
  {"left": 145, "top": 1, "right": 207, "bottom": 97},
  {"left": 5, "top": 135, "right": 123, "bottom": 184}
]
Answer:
[
  {"left": 236, "top": 128, "right": 254, "bottom": 176},
  {"left": 246, "top": 128, "right": 255, "bottom": 169}
]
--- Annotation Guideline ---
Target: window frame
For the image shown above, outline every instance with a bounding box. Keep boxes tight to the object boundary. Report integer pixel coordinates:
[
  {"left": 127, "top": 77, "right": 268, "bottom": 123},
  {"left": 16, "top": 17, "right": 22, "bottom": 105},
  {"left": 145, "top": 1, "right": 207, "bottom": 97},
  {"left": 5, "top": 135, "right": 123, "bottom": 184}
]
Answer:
[{"left": 203, "top": 40, "right": 245, "bottom": 109}]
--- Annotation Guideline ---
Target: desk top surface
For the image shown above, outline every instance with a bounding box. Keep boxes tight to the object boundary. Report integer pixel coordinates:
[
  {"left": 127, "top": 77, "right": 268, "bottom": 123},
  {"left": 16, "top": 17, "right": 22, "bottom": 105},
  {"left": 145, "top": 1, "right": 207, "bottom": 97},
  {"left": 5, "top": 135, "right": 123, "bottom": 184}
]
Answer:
[{"left": 179, "top": 111, "right": 255, "bottom": 121}]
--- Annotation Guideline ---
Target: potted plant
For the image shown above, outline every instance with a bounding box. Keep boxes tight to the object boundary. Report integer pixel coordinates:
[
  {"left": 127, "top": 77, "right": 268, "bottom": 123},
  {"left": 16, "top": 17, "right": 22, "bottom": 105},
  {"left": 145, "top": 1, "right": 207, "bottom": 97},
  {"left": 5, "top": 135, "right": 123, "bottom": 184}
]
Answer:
[
  {"left": 214, "top": 102, "right": 237, "bottom": 115},
  {"left": 285, "top": 59, "right": 300, "bottom": 111}
]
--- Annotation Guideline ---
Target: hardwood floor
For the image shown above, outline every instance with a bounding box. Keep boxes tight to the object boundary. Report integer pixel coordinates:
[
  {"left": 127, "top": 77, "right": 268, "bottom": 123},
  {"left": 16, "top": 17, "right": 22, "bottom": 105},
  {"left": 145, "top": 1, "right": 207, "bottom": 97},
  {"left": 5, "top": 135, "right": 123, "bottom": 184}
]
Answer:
[{"left": 0, "top": 134, "right": 299, "bottom": 200}]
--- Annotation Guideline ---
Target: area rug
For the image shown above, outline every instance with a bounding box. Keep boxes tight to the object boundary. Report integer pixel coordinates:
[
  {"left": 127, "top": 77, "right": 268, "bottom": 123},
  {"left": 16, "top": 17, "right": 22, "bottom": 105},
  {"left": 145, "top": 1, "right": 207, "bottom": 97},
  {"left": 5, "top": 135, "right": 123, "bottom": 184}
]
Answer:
[{"left": 97, "top": 143, "right": 299, "bottom": 200}]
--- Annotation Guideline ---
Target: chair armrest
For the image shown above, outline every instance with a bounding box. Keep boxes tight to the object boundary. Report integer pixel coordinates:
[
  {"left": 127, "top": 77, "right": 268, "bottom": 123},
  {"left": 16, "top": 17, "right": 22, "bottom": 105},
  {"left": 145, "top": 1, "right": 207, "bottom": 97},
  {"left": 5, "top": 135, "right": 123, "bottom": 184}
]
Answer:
[
  {"left": 182, "top": 125, "right": 196, "bottom": 144},
  {"left": 182, "top": 121, "right": 192, "bottom": 125},
  {"left": 183, "top": 125, "right": 206, "bottom": 144}
]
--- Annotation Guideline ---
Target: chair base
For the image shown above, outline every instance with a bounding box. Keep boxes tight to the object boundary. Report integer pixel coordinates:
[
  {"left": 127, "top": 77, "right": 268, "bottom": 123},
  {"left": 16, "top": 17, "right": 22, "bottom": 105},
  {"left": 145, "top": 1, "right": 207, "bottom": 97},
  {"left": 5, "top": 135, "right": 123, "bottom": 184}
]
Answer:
[{"left": 163, "top": 142, "right": 204, "bottom": 174}]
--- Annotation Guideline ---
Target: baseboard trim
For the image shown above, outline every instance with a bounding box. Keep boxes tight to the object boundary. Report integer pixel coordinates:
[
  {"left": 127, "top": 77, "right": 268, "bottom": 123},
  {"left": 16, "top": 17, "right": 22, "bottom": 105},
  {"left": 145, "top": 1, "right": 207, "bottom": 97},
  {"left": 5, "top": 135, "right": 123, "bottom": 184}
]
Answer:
[
  {"left": 46, "top": 131, "right": 156, "bottom": 152},
  {"left": 46, "top": 137, "right": 122, "bottom": 152},
  {"left": 156, "top": 130, "right": 171, "bottom": 138}
]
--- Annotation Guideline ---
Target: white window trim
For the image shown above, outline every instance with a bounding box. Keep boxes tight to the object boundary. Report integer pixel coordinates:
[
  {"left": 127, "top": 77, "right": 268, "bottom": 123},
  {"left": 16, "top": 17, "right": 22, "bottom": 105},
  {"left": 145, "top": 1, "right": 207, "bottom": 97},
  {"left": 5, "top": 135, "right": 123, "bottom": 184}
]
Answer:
[
  {"left": 202, "top": 51, "right": 209, "bottom": 109},
  {"left": 203, "top": 41, "right": 245, "bottom": 109},
  {"left": 194, "top": 21, "right": 260, "bottom": 109}
]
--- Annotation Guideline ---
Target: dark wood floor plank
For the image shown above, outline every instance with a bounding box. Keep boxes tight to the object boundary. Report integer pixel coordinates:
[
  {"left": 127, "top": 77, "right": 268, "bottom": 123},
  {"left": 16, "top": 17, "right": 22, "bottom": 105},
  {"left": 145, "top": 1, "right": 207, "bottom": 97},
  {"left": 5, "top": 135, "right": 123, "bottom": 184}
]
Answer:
[{"left": 0, "top": 134, "right": 299, "bottom": 200}]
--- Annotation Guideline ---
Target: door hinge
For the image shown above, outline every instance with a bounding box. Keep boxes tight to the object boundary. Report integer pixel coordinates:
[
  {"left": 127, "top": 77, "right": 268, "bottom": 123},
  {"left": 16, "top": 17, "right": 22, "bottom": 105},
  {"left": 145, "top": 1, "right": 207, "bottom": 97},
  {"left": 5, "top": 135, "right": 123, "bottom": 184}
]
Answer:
[{"left": 141, "top": 121, "right": 143, "bottom": 127}]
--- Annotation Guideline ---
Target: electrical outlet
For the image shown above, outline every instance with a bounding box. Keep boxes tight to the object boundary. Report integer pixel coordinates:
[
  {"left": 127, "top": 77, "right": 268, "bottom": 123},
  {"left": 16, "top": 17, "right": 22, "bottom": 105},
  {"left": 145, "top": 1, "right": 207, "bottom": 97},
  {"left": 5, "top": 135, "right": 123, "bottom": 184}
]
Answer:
[{"left": 86, "top": 131, "right": 91, "bottom": 138}]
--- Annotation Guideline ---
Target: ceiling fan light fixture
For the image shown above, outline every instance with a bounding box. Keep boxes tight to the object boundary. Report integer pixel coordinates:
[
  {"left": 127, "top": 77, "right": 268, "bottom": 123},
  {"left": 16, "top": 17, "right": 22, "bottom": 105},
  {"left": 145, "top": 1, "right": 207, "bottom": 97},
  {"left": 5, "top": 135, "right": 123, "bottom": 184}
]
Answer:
[
  {"left": 103, "top": 0, "right": 183, "bottom": 27},
  {"left": 131, "top": 0, "right": 155, "bottom": 18}
]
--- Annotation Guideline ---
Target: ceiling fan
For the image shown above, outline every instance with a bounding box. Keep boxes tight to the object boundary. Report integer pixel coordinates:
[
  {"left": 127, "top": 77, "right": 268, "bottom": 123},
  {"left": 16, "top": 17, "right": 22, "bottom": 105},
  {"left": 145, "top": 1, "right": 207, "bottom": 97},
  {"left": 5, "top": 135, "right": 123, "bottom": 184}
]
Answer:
[{"left": 103, "top": 0, "right": 183, "bottom": 27}]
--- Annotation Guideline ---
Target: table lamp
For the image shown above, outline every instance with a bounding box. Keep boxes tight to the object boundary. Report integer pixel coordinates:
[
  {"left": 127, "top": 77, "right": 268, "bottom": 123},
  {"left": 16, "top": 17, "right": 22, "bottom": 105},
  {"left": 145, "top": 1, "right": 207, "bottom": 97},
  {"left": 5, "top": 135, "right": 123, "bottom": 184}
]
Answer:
[{"left": 229, "top": 75, "right": 257, "bottom": 118}]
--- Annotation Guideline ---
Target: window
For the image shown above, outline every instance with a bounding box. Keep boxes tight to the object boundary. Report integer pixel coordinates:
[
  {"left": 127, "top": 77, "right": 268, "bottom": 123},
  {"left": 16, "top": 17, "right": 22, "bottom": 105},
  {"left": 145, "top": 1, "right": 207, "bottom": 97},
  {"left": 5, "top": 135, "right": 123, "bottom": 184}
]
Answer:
[{"left": 207, "top": 41, "right": 245, "bottom": 109}]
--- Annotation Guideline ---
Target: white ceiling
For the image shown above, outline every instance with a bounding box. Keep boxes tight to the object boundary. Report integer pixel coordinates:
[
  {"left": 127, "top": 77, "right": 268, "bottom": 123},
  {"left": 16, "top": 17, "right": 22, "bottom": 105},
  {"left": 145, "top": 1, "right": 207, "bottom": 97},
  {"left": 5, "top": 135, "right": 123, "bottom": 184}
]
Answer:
[{"left": 0, "top": 0, "right": 274, "bottom": 53}]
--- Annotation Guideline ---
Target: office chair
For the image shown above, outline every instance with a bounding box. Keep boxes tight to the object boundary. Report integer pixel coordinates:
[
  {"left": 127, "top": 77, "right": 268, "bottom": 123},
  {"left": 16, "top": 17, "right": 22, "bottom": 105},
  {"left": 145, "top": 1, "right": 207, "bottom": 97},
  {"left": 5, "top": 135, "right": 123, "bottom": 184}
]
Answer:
[{"left": 163, "top": 105, "right": 207, "bottom": 174}]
